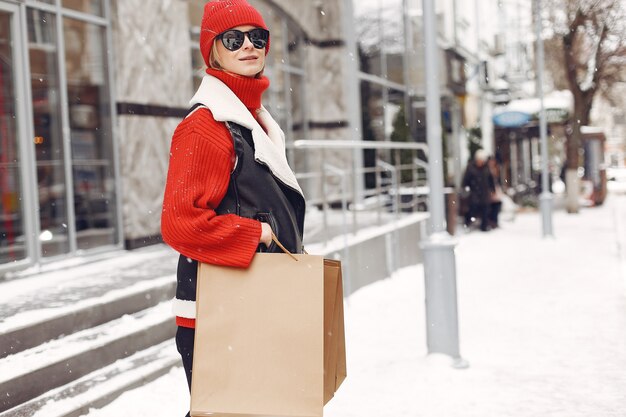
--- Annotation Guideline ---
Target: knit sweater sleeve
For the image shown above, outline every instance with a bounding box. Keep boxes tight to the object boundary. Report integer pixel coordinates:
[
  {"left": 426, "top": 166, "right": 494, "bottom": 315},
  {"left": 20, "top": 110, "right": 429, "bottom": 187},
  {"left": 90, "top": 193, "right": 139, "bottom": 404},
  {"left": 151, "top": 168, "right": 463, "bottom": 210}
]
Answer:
[{"left": 161, "top": 110, "right": 262, "bottom": 267}]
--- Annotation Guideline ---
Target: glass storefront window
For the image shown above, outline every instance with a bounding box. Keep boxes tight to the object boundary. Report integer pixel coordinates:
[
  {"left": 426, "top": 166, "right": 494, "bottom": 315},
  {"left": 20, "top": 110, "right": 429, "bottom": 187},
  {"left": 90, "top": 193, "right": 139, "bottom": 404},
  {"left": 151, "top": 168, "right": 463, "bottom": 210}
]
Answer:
[
  {"left": 355, "top": 0, "right": 406, "bottom": 81},
  {"left": 63, "top": 17, "right": 117, "bottom": 250},
  {"left": 356, "top": 0, "right": 409, "bottom": 192},
  {"left": 361, "top": 80, "right": 385, "bottom": 142},
  {"left": 361, "top": 80, "right": 385, "bottom": 188},
  {"left": 62, "top": 0, "right": 103, "bottom": 17},
  {"left": 354, "top": 0, "right": 419, "bottom": 191},
  {"left": 1, "top": 1, "right": 117, "bottom": 273},
  {"left": 27, "top": 9, "right": 71, "bottom": 257},
  {"left": 387, "top": 91, "right": 414, "bottom": 182},
  {"left": 0, "top": 11, "right": 27, "bottom": 264}
]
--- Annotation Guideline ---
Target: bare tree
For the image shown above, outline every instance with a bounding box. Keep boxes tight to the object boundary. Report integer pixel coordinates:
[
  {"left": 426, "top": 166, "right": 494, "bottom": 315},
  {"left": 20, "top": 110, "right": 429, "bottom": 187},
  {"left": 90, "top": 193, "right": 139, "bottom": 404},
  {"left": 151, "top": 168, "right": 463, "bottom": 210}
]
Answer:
[{"left": 544, "top": 0, "right": 626, "bottom": 212}]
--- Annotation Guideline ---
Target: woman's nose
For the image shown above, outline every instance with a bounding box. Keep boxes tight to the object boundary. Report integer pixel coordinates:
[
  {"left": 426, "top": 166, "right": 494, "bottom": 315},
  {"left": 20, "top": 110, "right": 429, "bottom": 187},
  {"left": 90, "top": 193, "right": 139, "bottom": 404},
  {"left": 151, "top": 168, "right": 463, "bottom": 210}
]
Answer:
[{"left": 241, "top": 34, "right": 254, "bottom": 50}]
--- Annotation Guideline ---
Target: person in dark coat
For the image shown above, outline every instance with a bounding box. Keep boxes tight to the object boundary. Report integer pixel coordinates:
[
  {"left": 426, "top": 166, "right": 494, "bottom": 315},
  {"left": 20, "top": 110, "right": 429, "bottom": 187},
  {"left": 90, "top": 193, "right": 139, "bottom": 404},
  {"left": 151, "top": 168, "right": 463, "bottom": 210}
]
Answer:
[{"left": 462, "top": 149, "right": 495, "bottom": 231}]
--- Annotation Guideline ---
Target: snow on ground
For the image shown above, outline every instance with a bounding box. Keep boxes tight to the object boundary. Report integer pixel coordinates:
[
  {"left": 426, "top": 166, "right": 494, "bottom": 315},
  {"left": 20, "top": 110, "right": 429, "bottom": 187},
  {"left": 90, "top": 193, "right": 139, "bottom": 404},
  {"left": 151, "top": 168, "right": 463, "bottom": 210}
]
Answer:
[{"left": 84, "top": 195, "right": 626, "bottom": 417}]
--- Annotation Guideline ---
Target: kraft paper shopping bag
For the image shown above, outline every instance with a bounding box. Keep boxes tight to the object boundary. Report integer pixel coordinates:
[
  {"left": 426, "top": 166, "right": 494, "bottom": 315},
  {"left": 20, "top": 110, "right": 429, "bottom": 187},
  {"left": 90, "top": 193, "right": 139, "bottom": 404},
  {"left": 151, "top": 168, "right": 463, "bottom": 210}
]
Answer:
[
  {"left": 323, "top": 259, "right": 347, "bottom": 404},
  {"left": 192, "top": 253, "right": 325, "bottom": 417}
]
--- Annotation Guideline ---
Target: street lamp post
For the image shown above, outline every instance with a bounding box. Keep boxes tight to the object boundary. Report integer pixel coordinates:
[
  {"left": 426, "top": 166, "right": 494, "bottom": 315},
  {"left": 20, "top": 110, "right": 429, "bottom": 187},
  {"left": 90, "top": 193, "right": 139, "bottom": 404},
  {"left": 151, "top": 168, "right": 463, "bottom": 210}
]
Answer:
[
  {"left": 535, "top": 0, "right": 554, "bottom": 237},
  {"left": 420, "top": 0, "right": 467, "bottom": 368}
]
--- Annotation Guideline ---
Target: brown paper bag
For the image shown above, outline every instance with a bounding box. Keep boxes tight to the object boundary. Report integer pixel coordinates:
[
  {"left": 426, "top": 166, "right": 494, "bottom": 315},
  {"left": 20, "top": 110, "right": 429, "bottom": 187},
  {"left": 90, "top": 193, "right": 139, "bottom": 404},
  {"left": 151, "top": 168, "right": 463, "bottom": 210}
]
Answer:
[
  {"left": 192, "top": 252, "right": 332, "bottom": 417},
  {"left": 323, "top": 259, "right": 346, "bottom": 404}
]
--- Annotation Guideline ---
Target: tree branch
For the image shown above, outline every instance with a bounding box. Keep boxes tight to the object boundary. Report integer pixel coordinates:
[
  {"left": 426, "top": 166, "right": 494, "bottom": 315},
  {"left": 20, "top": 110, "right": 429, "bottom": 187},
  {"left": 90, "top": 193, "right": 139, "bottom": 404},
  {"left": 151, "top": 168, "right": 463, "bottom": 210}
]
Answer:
[
  {"left": 590, "top": 20, "right": 608, "bottom": 90},
  {"left": 562, "top": 8, "right": 585, "bottom": 97}
]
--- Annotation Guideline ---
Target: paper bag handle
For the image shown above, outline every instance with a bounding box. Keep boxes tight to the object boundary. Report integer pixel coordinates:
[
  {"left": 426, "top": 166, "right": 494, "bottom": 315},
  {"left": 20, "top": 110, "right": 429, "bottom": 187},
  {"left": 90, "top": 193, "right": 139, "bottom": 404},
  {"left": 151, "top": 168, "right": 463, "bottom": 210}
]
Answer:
[{"left": 271, "top": 232, "right": 299, "bottom": 262}]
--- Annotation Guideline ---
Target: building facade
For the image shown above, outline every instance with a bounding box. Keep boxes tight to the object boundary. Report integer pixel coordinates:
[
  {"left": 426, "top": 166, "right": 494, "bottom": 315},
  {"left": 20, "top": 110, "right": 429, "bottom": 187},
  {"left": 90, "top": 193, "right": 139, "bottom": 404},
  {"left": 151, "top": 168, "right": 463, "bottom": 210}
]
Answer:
[{"left": 0, "top": 0, "right": 502, "bottom": 276}]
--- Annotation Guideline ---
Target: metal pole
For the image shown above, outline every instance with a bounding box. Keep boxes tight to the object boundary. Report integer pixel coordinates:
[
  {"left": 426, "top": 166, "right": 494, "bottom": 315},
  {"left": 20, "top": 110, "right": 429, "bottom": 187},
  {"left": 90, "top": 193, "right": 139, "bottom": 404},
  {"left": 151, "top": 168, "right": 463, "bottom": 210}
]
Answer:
[
  {"left": 341, "top": 0, "right": 365, "bottom": 205},
  {"left": 420, "top": 0, "right": 466, "bottom": 367},
  {"left": 535, "top": 0, "right": 554, "bottom": 237}
]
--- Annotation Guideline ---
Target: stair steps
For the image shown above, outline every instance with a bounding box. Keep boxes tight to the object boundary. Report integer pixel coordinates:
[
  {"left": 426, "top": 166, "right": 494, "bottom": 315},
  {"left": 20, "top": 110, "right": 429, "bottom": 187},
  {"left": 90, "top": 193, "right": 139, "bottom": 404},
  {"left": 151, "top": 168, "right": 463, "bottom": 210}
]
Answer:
[{"left": 0, "top": 245, "right": 179, "bottom": 415}]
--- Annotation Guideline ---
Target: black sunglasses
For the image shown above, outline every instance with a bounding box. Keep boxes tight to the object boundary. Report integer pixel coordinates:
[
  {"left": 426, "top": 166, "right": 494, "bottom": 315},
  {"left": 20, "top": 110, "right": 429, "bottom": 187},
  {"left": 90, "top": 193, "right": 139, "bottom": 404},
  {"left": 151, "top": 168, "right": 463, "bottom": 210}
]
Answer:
[{"left": 217, "top": 28, "right": 270, "bottom": 52}]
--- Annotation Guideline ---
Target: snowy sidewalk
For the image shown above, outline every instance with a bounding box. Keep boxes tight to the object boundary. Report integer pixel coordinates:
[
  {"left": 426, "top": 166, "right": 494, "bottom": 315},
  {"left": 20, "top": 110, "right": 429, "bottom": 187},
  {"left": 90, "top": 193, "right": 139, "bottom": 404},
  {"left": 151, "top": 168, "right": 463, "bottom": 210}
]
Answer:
[{"left": 84, "top": 195, "right": 626, "bottom": 417}]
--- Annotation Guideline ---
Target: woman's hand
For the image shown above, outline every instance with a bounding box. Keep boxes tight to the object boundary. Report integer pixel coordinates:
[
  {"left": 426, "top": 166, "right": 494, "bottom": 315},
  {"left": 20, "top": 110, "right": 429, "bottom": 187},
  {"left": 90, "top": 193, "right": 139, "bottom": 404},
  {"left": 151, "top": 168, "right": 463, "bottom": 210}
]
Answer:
[{"left": 260, "top": 222, "right": 273, "bottom": 247}]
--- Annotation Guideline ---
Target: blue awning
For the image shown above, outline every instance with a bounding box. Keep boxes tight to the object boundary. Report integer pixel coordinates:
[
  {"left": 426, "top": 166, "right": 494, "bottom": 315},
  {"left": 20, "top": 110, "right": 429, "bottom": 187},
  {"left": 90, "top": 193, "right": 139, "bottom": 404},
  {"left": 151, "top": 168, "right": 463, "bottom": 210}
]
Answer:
[{"left": 492, "top": 111, "right": 532, "bottom": 128}]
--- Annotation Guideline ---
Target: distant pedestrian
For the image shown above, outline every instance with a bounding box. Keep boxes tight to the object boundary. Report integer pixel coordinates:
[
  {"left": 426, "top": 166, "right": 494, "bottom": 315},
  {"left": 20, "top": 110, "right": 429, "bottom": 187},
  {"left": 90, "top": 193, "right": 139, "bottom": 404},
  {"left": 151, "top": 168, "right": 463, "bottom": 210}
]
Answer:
[
  {"left": 488, "top": 156, "right": 503, "bottom": 228},
  {"left": 462, "top": 149, "right": 494, "bottom": 231},
  {"left": 160, "top": 2, "right": 306, "bottom": 416}
]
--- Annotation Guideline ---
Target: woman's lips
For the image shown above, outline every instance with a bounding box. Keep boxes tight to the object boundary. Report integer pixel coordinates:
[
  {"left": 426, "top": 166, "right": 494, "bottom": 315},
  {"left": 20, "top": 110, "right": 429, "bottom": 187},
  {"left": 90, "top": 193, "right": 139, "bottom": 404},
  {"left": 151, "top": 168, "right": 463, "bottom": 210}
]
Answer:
[{"left": 239, "top": 56, "right": 257, "bottom": 61}]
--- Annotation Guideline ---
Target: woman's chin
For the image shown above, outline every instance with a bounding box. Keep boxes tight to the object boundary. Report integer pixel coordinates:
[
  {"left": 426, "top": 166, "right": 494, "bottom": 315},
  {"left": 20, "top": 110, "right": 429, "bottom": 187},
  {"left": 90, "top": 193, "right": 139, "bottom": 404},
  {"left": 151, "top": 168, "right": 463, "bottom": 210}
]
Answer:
[{"left": 233, "top": 60, "right": 263, "bottom": 76}]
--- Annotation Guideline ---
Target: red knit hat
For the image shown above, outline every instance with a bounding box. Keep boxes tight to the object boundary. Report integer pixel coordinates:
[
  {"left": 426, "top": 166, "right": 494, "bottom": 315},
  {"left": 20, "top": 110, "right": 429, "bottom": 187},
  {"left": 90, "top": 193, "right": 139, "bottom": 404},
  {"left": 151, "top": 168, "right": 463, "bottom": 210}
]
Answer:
[{"left": 199, "top": 0, "right": 270, "bottom": 67}]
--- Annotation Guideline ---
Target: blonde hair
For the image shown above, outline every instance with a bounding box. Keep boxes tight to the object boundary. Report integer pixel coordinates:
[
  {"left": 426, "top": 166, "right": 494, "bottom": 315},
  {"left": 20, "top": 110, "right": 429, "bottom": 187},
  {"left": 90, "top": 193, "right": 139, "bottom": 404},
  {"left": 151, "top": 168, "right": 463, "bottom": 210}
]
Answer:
[
  {"left": 209, "top": 41, "right": 223, "bottom": 71},
  {"left": 208, "top": 39, "right": 265, "bottom": 78}
]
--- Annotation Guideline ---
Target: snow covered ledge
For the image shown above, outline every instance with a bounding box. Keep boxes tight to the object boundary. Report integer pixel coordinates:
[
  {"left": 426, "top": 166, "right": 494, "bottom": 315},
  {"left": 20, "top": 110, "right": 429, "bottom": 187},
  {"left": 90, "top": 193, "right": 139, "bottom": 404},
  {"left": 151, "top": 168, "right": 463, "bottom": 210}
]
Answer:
[{"left": 306, "top": 212, "right": 429, "bottom": 296}]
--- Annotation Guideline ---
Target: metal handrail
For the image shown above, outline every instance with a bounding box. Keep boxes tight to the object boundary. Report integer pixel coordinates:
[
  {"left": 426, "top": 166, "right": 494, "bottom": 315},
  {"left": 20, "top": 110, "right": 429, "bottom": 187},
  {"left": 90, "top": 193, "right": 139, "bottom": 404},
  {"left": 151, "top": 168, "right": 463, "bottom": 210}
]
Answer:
[
  {"left": 286, "top": 139, "right": 431, "bottom": 248},
  {"left": 291, "top": 139, "right": 429, "bottom": 153}
]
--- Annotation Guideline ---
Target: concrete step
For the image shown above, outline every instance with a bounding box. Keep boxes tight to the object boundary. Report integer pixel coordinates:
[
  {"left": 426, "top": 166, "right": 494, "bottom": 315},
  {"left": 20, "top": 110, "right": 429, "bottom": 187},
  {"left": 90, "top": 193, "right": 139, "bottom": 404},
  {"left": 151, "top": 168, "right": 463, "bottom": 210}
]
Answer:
[
  {"left": 0, "top": 275, "right": 175, "bottom": 359},
  {"left": 0, "top": 340, "right": 180, "bottom": 417},
  {"left": 0, "top": 245, "right": 178, "bottom": 359},
  {"left": 0, "top": 302, "right": 176, "bottom": 413}
]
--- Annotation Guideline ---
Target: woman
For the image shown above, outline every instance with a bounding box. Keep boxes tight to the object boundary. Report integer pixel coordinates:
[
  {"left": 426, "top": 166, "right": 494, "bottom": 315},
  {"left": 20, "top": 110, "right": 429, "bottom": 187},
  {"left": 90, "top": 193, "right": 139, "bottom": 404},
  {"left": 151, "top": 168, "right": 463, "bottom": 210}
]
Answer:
[{"left": 160, "top": 1, "right": 305, "bottom": 414}]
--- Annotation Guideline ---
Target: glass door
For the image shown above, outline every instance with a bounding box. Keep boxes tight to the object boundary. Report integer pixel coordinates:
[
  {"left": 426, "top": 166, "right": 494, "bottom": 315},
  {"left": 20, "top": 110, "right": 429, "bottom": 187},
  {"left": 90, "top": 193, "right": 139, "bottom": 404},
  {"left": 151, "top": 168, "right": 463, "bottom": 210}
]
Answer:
[
  {"left": 27, "top": 8, "right": 72, "bottom": 257},
  {"left": 0, "top": 5, "right": 30, "bottom": 267},
  {"left": 63, "top": 16, "right": 118, "bottom": 251}
]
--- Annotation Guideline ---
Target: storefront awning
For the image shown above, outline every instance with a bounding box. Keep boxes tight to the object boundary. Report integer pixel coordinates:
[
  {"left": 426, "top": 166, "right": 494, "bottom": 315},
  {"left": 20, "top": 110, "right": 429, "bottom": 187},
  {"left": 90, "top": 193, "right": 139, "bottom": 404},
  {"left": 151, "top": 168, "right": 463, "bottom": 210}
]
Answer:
[
  {"left": 493, "top": 91, "right": 573, "bottom": 128},
  {"left": 492, "top": 111, "right": 532, "bottom": 128}
]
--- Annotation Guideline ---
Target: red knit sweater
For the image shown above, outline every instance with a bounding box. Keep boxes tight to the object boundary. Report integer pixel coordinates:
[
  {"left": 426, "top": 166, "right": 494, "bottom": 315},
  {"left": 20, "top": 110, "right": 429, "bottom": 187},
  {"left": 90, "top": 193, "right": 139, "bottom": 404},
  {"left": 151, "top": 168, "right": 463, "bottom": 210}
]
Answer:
[{"left": 161, "top": 69, "right": 271, "bottom": 328}]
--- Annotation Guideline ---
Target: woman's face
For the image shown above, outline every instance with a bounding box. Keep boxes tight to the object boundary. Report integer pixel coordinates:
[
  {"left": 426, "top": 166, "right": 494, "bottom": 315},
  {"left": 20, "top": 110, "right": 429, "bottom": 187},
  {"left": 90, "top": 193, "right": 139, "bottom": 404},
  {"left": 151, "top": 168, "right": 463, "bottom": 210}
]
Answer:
[{"left": 214, "top": 25, "right": 266, "bottom": 77}]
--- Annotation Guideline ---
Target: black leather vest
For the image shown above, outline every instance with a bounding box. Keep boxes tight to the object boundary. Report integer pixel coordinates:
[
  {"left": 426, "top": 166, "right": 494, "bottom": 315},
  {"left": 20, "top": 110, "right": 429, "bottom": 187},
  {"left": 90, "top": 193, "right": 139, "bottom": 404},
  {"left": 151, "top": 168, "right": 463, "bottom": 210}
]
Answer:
[
  {"left": 216, "top": 122, "right": 305, "bottom": 254},
  {"left": 175, "top": 109, "right": 305, "bottom": 303}
]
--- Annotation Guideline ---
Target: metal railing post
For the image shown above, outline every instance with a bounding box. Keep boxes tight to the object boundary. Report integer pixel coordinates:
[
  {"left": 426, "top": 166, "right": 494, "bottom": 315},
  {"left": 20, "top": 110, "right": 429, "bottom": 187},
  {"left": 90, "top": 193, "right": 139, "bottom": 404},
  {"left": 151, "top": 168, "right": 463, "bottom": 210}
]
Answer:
[
  {"left": 325, "top": 164, "right": 351, "bottom": 295},
  {"left": 377, "top": 159, "right": 399, "bottom": 218},
  {"left": 352, "top": 163, "right": 358, "bottom": 234},
  {"left": 535, "top": 0, "right": 554, "bottom": 238},
  {"left": 376, "top": 159, "right": 400, "bottom": 275},
  {"left": 320, "top": 148, "right": 329, "bottom": 246},
  {"left": 375, "top": 152, "right": 382, "bottom": 225}
]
